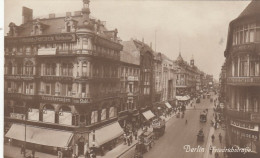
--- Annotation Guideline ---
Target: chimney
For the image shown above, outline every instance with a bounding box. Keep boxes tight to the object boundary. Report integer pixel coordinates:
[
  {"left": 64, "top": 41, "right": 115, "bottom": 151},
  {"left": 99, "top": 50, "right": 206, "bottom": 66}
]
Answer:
[
  {"left": 142, "top": 37, "right": 144, "bottom": 43},
  {"left": 150, "top": 42, "right": 152, "bottom": 48},
  {"left": 22, "top": 7, "right": 33, "bottom": 24},
  {"left": 66, "top": 12, "right": 71, "bottom": 17},
  {"left": 49, "top": 13, "right": 55, "bottom": 19}
]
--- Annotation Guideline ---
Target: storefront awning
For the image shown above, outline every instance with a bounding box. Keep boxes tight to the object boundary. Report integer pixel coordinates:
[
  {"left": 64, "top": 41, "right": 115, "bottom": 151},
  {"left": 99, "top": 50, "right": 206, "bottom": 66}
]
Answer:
[
  {"left": 5, "top": 124, "right": 73, "bottom": 148},
  {"left": 176, "top": 95, "right": 190, "bottom": 101},
  {"left": 89, "top": 122, "right": 124, "bottom": 147},
  {"left": 165, "top": 102, "right": 172, "bottom": 109},
  {"left": 142, "top": 110, "right": 155, "bottom": 120}
]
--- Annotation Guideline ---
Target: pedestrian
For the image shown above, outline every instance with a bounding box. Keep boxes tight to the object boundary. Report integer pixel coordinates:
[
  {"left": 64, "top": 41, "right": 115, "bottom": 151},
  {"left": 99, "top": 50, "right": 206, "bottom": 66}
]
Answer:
[
  {"left": 219, "top": 133, "right": 222, "bottom": 144},
  {"left": 211, "top": 134, "right": 215, "bottom": 143},
  {"left": 209, "top": 145, "right": 213, "bottom": 154},
  {"left": 134, "top": 130, "right": 138, "bottom": 140},
  {"left": 127, "top": 135, "right": 130, "bottom": 146},
  {"left": 20, "top": 144, "right": 24, "bottom": 155},
  {"left": 123, "top": 133, "right": 127, "bottom": 145},
  {"left": 130, "top": 133, "right": 133, "bottom": 144},
  {"left": 215, "top": 152, "right": 219, "bottom": 158},
  {"left": 32, "top": 148, "right": 35, "bottom": 158}
]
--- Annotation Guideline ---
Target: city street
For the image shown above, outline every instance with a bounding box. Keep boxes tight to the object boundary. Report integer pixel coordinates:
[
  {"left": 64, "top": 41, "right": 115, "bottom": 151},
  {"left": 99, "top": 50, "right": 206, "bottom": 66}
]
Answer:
[{"left": 144, "top": 94, "right": 216, "bottom": 158}]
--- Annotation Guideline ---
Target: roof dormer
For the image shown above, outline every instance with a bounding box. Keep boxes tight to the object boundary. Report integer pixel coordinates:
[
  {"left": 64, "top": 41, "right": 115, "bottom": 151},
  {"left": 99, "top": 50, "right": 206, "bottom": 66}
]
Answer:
[
  {"left": 31, "top": 19, "right": 49, "bottom": 35},
  {"left": 62, "top": 16, "right": 78, "bottom": 33}
]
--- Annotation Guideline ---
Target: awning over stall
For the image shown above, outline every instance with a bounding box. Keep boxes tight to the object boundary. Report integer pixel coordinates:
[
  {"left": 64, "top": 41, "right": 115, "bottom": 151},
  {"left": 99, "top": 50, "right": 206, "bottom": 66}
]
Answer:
[
  {"left": 165, "top": 102, "right": 172, "bottom": 109},
  {"left": 89, "top": 122, "right": 124, "bottom": 147},
  {"left": 142, "top": 110, "right": 156, "bottom": 120},
  {"left": 5, "top": 124, "right": 73, "bottom": 148}
]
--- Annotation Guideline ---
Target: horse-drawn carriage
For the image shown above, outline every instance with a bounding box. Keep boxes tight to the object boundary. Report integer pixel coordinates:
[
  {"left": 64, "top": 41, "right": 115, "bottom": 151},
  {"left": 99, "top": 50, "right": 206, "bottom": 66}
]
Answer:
[{"left": 152, "top": 117, "right": 166, "bottom": 138}]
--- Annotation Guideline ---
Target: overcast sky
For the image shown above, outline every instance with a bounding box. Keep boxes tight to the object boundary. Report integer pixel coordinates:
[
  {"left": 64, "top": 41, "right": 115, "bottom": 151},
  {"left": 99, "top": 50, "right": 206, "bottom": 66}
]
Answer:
[{"left": 4, "top": 0, "right": 251, "bottom": 79}]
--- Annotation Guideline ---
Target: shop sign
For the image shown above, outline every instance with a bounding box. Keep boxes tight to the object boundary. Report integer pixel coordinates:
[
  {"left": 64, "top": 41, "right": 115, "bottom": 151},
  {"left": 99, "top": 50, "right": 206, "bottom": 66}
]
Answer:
[
  {"left": 5, "top": 33, "right": 76, "bottom": 44},
  {"left": 227, "top": 77, "right": 260, "bottom": 84},
  {"left": 231, "top": 127, "right": 258, "bottom": 141},
  {"left": 127, "top": 76, "right": 135, "bottom": 81},
  {"left": 5, "top": 75, "right": 21, "bottom": 80},
  {"left": 41, "top": 95, "right": 71, "bottom": 103},
  {"left": 251, "top": 114, "right": 260, "bottom": 122},
  {"left": 10, "top": 113, "right": 25, "bottom": 120},
  {"left": 72, "top": 98, "right": 89, "bottom": 104},
  {"left": 230, "top": 120, "right": 259, "bottom": 132}
]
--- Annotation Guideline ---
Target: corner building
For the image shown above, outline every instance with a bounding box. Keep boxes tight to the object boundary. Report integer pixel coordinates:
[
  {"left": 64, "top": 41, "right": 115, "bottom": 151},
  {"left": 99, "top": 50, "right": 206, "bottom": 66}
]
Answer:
[
  {"left": 4, "top": 0, "right": 124, "bottom": 156},
  {"left": 224, "top": 1, "right": 260, "bottom": 157}
]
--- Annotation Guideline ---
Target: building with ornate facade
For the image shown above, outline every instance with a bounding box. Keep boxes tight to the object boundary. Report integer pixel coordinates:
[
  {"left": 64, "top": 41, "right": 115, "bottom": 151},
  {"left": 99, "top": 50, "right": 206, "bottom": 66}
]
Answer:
[
  {"left": 119, "top": 40, "right": 140, "bottom": 130},
  {"left": 4, "top": 0, "right": 124, "bottom": 156},
  {"left": 174, "top": 53, "right": 201, "bottom": 105},
  {"left": 224, "top": 1, "right": 260, "bottom": 157}
]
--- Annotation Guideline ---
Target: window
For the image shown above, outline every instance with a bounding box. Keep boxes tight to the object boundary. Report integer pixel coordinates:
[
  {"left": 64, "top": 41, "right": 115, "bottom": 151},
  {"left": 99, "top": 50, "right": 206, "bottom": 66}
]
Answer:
[
  {"left": 67, "top": 84, "right": 72, "bottom": 96},
  {"left": 45, "top": 63, "right": 56, "bottom": 76},
  {"left": 82, "top": 84, "right": 86, "bottom": 97},
  {"left": 91, "top": 111, "right": 98, "bottom": 124},
  {"left": 240, "top": 56, "right": 248, "bottom": 77},
  {"left": 25, "top": 61, "right": 33, "bottom": 75},
  {"left": 17, "top": 63, "right": 22, "bottom": 75},
  {"left": 82, "top": 62, "right": 88, "bottom": 77},
  {"left": 7, "top": 62, "right": 12, "bottom": 75},
  {"left": 45, "top": 84, "right": 51, "bottom": 95},
  {"left": 101, "top": 109, "right": 107, "bottom": 121},
  {"left": 66, "top": 22, "right": 71, "bottom": 32}
]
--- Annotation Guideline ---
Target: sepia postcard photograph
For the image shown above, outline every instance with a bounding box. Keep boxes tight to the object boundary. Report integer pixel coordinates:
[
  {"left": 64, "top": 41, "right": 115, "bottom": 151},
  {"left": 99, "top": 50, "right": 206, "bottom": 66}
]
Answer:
[{"left": 2, "top": 0, "right": 260, "bottom": 158}]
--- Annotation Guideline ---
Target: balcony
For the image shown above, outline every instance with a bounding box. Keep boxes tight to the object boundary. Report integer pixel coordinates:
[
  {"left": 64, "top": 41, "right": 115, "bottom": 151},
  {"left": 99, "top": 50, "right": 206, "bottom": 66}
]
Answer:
[
  {"left": 227, "top": 76, "right": 260, "bottom": 86},
  {"left": 226, "top": 109, "right": 260, "bottom": 122}
]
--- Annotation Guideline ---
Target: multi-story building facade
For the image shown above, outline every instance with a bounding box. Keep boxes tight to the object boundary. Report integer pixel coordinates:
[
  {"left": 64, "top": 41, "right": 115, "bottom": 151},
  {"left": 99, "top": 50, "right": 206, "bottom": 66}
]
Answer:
[
  {"left": 4, "top": 0, "right": 124, "bottom": 156},
  {"left": 219, "top": 61, "right": 227, "bottom": 103},
  {"left": 174, "top": 53, "right": 200, "bottom": 105},
  {"left": 160, "top": 53, "right": 176, "bottom": 107},
  {"left": 119, "top": 40, "right": 140, "bottom": 129},
  {"left": 224, "top": 1, "right": 260, "bottom": 157}
]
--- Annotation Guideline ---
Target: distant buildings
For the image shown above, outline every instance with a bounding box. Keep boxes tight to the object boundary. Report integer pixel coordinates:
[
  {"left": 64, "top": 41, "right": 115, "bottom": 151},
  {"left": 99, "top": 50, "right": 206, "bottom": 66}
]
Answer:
[{"left": 223, "top": 1, "right": 260, "bottom": 157}]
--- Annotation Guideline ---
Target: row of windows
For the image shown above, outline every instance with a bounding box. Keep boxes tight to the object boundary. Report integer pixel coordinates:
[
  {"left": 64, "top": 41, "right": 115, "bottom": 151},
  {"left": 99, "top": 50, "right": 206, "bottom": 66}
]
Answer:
[
  {"left": 229, "top": 55, "right": 260, "bottom": 77},
  {"left": 232, "top": 22, "right": 260, "bottom": 45},
  {"left": 121, "top": 66, "right": 140, "bottom": 77}
]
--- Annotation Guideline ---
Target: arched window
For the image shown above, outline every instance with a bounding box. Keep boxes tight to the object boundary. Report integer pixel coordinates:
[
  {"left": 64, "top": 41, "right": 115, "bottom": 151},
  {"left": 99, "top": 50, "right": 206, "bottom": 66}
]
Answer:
[
  {"left": 42, "top": 104, "right": 55, "bottom": 123},
  {"left": 25, "top": 61, "right": 33, "bottom": 75}
]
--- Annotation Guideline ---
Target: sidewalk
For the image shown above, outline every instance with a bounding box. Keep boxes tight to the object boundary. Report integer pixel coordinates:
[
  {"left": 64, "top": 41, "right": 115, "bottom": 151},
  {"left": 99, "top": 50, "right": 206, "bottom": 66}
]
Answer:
[
  {"left": 98, "top": 112, "right": 177, "bottom": 158},
  {"left": 204, "top": 95, "right": 227, "bottom": 158},
  {"left": 4, "top": 144, "right": 57, "bottom": 158},
  {"left": 4, "top": 113, "right": 177, "bottom": 158}
]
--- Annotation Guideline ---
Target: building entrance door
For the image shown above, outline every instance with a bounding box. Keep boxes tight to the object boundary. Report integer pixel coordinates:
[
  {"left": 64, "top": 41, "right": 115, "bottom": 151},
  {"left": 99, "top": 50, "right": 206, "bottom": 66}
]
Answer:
[{"left": 78, "top": 136, "right": 85, "bottom": 155}]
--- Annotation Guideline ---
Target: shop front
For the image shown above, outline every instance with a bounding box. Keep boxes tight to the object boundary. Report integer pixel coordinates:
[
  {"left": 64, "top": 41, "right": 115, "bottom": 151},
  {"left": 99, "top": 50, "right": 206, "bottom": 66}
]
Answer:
[
  {"left": 88, "top": 122, "right": 124, "bottom": 155},
  {"left": 229, "top": 119, "right": 260, "bottom": 158},
  {"left": 5, "top": 123, "right": 74, "bottom": 156}
]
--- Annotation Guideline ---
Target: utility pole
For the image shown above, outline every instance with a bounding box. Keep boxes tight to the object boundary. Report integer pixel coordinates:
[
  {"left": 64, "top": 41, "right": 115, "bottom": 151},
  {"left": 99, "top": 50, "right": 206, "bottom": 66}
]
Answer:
[{"left": 155, "top": 30, "right": 157, "bottom": 52}]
